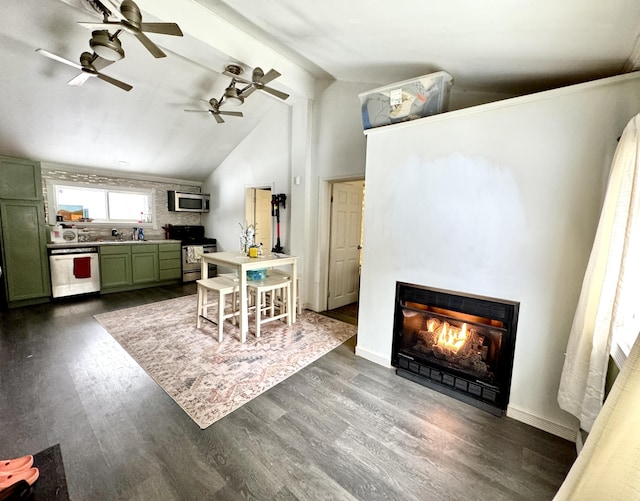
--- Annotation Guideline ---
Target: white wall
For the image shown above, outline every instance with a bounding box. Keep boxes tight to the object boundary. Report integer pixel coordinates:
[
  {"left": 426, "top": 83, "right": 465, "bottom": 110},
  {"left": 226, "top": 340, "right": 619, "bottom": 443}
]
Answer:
[
  {"left": 356, "top": 73, "right": 640, "bottom": 438},
  {"left": 305, "top": 80, "right": 525, "bottom": 312},
  {"left": 201, "top": 103, "right": 292, "bottom": 253},
  {"left": 305, "top": 80, "right": 371, "bottom": 310}
]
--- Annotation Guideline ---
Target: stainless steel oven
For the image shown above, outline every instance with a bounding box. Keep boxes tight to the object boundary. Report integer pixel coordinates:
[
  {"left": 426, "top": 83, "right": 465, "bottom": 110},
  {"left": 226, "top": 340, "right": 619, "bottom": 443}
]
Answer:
[
  {"left": 167, "top": 225, "right": 217, "bottom": 282},
  {"left": 182, "top": 243, "right": 217, "bottom": 282}
]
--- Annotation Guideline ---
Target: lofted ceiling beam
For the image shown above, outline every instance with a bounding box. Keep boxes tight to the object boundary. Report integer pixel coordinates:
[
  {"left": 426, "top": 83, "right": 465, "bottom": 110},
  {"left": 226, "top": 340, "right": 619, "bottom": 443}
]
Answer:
[{"left": 134, "top": 0, "right": 317, "bottom": 101}]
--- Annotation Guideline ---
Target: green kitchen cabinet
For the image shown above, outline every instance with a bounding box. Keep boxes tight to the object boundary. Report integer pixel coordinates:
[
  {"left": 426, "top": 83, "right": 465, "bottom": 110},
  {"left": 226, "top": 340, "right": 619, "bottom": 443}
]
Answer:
[
  {"left": 99, "top": 245, "right": 132, "bottom": 289},
  {"left": 0, "top": 199, "right": 51, "bottom": 304},
  {"left": 131, "top": 244, "right": 158, "bottom": 284},
  {"left": 158, "top": 242, "right": 181, "bottom": 280},
  {"left": 0, "top": 156, "right": 42, "bottom": 200},
  {"left": 100, "top": 243, "right": 178, "bottom": 293}
]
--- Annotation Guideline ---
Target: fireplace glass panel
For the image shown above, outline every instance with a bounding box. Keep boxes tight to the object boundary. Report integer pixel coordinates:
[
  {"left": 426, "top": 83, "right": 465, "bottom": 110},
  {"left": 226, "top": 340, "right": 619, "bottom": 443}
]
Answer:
[{"left": 400, "top": 302, "right": 505, "bottom": 386}]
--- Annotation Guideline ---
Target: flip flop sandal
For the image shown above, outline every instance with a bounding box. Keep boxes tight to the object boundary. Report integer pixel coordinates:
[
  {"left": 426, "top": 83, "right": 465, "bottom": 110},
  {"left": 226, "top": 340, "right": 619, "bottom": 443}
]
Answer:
[
  {"left": 0, "top": 456, "right": 33, "bottom": 475},
  {"left": 0, "top": 467, "right": 39, "bottom": 491}
]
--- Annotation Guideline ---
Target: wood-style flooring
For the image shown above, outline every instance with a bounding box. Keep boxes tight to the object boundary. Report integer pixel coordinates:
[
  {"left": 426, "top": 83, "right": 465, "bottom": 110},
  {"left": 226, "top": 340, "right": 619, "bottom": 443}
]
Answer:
[
  {"left": 0, "top": 284, "right": 576, "bottom": 500},
  {"left": 321, "top": 302, "right": 359, "bottom": 325}
]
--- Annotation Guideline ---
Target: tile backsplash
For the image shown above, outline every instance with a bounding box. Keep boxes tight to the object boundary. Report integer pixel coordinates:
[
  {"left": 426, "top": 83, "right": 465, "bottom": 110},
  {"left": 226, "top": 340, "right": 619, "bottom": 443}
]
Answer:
[{"left": 42, "top": 163, "right": 204, "bottom": 241}]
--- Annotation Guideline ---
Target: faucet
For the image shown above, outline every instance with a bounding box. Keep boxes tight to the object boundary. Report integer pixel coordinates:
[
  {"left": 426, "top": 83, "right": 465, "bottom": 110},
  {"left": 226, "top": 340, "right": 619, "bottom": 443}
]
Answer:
[{"left": 111, "top": 229, "right": 124, "bottom": 241}]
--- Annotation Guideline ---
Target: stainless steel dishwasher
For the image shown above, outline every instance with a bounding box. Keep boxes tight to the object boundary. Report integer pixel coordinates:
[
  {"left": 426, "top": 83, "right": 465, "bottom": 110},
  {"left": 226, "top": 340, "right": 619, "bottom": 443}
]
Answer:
[{"left": 48, "top": 246, "right": 100, "bottom": 298}]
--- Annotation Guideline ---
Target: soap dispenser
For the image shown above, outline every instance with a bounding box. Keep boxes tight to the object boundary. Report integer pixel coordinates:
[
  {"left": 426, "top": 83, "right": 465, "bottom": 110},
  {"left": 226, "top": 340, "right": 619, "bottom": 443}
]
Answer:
[{"left": 138, "top": 227, "right": 144, "bottom": 241}]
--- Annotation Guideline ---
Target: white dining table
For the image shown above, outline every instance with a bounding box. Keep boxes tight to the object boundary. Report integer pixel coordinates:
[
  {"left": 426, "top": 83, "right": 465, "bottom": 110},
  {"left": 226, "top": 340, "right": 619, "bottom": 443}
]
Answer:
[{"left": 200, "top": 251, "right": 298, "bottom": 342}]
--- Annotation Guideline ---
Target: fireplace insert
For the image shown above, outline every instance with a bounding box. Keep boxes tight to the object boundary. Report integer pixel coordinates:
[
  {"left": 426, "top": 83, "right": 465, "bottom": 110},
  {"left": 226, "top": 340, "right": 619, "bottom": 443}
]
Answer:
[{"left": 392, "top": 282, "right": 519, "bottom": 415}]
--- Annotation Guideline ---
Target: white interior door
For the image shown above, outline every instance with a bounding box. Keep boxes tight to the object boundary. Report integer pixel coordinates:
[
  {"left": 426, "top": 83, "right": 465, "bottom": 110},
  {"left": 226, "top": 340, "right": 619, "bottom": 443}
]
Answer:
[{"left": 328, "top": 181, "right": 363, "bottom": 310}]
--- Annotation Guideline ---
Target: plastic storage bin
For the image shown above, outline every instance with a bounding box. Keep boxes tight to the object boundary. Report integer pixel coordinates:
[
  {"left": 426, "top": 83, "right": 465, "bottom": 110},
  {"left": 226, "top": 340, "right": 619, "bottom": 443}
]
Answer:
[
  {"left": 247, "top": 268, "right": 267, "bottom": 281},
  {"left": 359, "top": 71, "right": 453, "bottom": 130}
]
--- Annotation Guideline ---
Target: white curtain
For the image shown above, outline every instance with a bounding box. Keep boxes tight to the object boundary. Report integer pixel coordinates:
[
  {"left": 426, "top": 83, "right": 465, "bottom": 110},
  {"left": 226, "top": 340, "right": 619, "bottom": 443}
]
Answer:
[
  {"left": 554, "top": 334, "right": 640, "bottom": 500},
  {"left": 557, "top": 113, "right": 640, "bottom": 433}
]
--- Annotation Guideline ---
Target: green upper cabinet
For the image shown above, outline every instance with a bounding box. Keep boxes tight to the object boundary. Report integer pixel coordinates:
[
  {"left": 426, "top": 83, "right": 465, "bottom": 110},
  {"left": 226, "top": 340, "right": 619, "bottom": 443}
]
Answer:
[
  {"left": 0, "top": 199, "right": 51, "bottom": 303},
  {"left": 0, "top": 156, "right": 42, "bottom": 200}
]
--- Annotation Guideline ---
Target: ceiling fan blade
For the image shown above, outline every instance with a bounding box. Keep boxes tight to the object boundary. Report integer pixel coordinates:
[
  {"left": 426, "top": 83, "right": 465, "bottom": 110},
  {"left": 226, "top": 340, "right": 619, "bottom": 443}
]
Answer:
[
  {"left": 239, "top": 86, "right": 257, "bottom": 98},
  {"left": 67, "top": 72, "right": 93, "bottom": 86},
  {"left": 140, "top": 22, "right": 183, "bottom": 36},
  {"left": 134, "top": 31, "right": 166, "bottom": 58},
  {"left": 262, "top": 86, "right": 289, "bottom": 100},
  {"left": 96, "top": 72, "right": 133, "bottom": 91},
  {"left": 78, "top": 21, "right": 121, "bottom": 29},
  {"left": 217, "top": 111, "right": 243, "bottom": 118},
  {"left": 212, "top": 113, "right": 224, "bottom": 124},
  {"left": 223, "top": 71, "right": 251, "bottom": 84},
  {"left": 184, "top": 109, "right": 210, "bottom": 113},
  {"left": 260, "top": 69, "right": 281, "bottom": 85},
  {"left": 36, "top": 49, "right": 82, "bottom": 70}
]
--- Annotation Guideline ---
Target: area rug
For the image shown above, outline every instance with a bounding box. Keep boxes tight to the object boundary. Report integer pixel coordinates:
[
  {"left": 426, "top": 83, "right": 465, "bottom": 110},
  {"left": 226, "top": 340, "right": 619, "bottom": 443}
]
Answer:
[{"left": 94, "top": 295, "right": 356, "bottom": 429}]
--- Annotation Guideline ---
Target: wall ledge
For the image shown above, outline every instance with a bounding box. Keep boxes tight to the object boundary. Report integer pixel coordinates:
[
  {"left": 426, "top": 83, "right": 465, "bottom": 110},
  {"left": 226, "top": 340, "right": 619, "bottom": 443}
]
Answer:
[{"left": 364, "top": 71, "right": 640, "bottom": 137}]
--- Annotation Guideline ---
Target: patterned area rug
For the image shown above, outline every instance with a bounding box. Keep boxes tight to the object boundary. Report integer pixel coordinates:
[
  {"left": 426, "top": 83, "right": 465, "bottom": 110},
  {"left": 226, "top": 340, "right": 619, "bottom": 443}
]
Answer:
[{"left": 94, "top": 295, "right": 356, "bottom": 429}]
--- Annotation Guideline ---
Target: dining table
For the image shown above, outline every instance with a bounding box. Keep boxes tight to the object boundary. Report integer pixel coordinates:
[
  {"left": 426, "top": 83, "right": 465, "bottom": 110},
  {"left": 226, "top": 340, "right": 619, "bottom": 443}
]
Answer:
[{"left": 200, "top": 251, "right": 298, "bottom": 342}]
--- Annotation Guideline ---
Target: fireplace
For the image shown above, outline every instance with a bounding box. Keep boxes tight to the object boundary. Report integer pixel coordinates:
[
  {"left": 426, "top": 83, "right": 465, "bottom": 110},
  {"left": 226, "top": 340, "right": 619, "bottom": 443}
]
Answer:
[{"left": 392, "top": 282, "right": 519, "bottom": 415}]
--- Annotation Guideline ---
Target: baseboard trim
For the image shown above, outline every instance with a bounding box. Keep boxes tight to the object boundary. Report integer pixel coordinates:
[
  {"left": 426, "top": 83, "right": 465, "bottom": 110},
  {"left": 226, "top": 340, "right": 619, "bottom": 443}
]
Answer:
[
  {"left": 355, "top": 345, "right": 391, "bottom": 368},
  {"left": 507, "top": 405, "right": 577, "bottom": 441}
]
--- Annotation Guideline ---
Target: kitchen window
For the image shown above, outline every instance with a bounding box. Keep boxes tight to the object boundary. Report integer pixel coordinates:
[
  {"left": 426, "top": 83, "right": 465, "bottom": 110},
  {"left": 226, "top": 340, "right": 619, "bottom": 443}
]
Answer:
[{"left": 47, "top": 181, "right": 155, "bottom": 226}]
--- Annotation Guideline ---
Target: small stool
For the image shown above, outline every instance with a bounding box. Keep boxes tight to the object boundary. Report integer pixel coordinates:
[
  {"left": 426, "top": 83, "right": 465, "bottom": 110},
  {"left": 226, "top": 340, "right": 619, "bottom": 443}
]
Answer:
[
  {"left": 196, "top": 276, "right": 240, "bottom": 342},
  {"left": 247, "top": 275, "right": 292, "bottom": 338},
  {"left": 269, "top": 269, "right": 302, "bottom": 314}
]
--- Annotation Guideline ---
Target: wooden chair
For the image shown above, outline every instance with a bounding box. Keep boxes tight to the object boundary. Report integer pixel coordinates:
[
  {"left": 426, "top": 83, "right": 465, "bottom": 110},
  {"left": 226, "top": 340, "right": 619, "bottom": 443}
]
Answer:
[
  {"left": 196, "top": 276, "right": 240, "bottom": 342},
  {"left": 246, "top": 275, "right": 292, "bottom": 338}
]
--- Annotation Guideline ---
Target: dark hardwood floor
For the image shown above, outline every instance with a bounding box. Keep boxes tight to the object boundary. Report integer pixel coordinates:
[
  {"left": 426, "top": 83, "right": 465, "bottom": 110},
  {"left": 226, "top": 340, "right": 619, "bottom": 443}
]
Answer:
[
  {"left": 0, "top": 284, "right": 575, "bottom": 500},
  {"left": 321, "top": 302, "right": 359, "bottom": 326}
]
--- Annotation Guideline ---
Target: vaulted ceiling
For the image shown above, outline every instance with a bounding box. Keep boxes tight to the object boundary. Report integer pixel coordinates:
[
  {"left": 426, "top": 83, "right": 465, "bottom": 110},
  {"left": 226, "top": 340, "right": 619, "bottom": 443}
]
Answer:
[{"left": 1, "top": 0, "right": 639, "bottom": 181}]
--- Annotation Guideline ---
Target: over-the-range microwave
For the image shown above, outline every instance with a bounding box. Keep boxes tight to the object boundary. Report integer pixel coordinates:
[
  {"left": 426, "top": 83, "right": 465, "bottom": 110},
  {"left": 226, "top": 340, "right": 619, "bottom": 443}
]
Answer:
[{"left": 168, "top": 191, "right": 210, "bottom": 212}]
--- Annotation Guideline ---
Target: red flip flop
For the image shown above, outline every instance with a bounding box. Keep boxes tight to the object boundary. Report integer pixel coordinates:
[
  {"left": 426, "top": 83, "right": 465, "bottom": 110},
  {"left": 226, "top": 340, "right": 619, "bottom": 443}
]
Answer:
[
  {"left": 0, "top": 467, "right": 39, "bottom": 490},
  {"left": 0, "top": 456, "right": 33, "bottom": 475}
]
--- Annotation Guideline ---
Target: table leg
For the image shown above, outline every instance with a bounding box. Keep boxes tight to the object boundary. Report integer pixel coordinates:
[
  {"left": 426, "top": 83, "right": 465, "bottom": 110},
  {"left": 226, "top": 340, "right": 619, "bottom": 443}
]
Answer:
[
  {"left": 201, "top": 258, "right": 209, "bottom": 280},
  {"left": 239, "top": 266, "right": 247, "bottom": 343}
]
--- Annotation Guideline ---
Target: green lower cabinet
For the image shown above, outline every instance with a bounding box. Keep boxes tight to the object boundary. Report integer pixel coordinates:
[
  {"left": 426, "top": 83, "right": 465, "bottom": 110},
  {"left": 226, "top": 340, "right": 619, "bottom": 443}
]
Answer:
[
  {"left": 100, "top": 243, "right": 179, "bottom": 293},
  {"left": 131, "top": 245, "right": 158, "bottom": 284},
  {"left": 158, "top": 242, "right": 181, "bottom": 280},
  {"left": 100, "top": 246, "right": 132, "bottom": 289},
  {"left": 0, "top": 199, "right": 51, "bottom": 305}
]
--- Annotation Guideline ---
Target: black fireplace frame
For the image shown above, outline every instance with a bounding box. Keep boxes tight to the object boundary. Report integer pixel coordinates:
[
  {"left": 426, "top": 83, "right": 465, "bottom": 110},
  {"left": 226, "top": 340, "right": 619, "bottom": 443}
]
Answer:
[{"left": 392, "top": 282, "right": 519, "bottom": 416}]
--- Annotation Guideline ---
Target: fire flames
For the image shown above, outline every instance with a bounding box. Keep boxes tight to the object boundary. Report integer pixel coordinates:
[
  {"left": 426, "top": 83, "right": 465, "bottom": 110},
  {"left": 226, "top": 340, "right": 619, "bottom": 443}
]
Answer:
[{"left": 428, "top": 319, "right": 468, "bottom": 354}]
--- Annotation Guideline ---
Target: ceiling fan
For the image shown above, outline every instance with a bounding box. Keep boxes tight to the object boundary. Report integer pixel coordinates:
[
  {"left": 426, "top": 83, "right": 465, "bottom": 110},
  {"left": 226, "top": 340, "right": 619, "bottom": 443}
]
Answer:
[
  {"left": 224, "top": 64, "right": 290, "bottom": 101},
  {"left": 184, "top": 98, "right": 243, "bottom": 124},
  {"left": 36, "top": 48, "right": 132, "bottom": 91},
  {"left": 78, "top": 0, "right": 183, "bottom": 59}
]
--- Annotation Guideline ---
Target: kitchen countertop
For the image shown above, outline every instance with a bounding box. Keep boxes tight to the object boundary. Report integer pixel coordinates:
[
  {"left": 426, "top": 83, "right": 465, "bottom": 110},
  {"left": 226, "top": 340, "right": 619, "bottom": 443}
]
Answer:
[{"left": 46, "top": 239, "right": 182, "bottom": 249}]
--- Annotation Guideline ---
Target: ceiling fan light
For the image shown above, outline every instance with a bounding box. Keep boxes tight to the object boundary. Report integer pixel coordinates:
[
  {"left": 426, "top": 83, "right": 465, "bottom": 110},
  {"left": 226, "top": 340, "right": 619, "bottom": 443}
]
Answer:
[
  {"left": 92, "top": 44, "right": 124, "bottom": 61},
  {"left": 90, "top": 31, "right": 124, "bottom": 61},
  {"left": 223, "top": 85, "right": 244, "bottom": 106}
]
